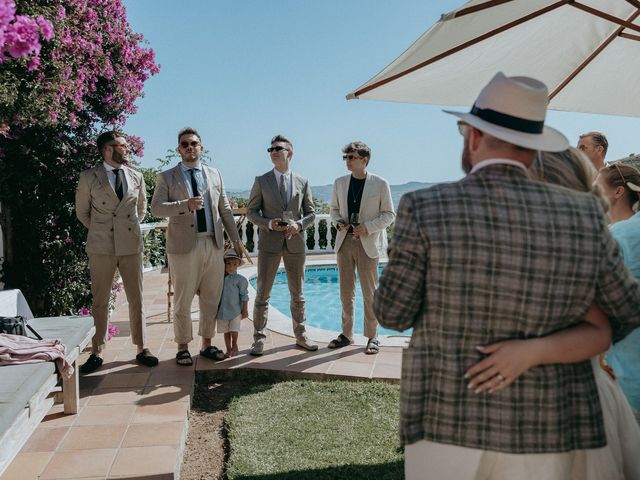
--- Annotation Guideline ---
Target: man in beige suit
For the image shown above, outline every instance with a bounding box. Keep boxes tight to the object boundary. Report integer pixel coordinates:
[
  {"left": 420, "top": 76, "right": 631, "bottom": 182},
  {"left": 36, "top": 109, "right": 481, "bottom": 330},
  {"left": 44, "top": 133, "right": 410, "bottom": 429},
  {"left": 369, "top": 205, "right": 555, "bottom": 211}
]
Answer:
[
  {"left": 329, "top": 141, "right": 395, "bottom": 354},
  {"left": 75, "top": 130, "right": 158, "bottom": 373},
  {"left": 247, "top": 134, "right": 317, "bottom": 355},
  {"left": 151, "top": 127, "right": 242, "bottom": 366}
]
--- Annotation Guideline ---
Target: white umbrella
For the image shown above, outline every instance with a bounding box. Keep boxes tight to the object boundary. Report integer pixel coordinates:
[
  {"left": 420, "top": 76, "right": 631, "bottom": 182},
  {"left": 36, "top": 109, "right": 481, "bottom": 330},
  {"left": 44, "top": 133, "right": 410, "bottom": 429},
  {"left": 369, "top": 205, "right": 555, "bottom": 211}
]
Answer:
[{"left": 347, "top": 0, "right": 640, "bottom": 116}]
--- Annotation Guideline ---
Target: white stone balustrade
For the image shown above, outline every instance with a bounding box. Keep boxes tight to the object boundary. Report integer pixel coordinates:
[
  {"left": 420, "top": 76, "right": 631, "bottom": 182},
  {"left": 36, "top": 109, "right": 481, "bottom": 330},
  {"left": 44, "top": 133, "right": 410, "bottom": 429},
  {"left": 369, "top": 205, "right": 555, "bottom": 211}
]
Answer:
[{"left": 141, "top": 213, "right": 336, "bottom": 257}]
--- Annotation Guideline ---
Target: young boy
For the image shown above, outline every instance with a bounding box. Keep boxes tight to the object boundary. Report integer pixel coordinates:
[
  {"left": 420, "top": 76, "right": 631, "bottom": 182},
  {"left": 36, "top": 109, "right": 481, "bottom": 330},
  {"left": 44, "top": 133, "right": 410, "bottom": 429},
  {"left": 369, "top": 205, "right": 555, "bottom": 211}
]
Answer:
[{"left": 216, "top": 249, "right": 249, "bottom": 357}]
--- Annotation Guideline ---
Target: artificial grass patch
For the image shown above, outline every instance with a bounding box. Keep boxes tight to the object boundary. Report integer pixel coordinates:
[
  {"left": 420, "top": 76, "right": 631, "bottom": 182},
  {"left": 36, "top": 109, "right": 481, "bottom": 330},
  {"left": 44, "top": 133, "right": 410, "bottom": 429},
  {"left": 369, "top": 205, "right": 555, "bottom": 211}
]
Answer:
[{"left": 225, "top": 379, "right": 403, "bottom": 480}]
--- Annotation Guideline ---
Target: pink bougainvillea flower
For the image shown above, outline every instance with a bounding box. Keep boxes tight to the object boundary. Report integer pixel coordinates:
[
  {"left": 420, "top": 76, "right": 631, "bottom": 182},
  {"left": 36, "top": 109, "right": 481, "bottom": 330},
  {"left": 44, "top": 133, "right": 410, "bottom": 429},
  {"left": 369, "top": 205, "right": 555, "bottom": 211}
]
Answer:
[
  {"left": 107, "top": 322, "right": 120, "bottom": 341},
  {"left": 5, "top": 15, "right": 40, "bottom": 57},
  {"left": 77, "top": 306, "right": 91, "bottom": 316}
]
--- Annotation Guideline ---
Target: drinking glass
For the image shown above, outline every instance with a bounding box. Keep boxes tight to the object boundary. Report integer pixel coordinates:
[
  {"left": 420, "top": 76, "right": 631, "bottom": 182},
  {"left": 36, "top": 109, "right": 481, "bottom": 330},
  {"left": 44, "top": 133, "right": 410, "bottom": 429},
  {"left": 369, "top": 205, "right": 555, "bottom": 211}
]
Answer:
[
  {"left": 350, "top": 213, "right": 360, "bottom": 239},
  {"left": 282, "top": 211, "right": 294, "bottom": 225}
]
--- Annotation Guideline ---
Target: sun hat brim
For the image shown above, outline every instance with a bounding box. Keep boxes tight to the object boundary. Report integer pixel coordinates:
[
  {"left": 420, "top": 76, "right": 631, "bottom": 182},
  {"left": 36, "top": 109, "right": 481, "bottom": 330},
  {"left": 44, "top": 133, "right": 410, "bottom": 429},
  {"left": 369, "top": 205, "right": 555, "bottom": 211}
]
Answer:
[{"left": 444, "top": 110, "right": 569, "bottom": 152}]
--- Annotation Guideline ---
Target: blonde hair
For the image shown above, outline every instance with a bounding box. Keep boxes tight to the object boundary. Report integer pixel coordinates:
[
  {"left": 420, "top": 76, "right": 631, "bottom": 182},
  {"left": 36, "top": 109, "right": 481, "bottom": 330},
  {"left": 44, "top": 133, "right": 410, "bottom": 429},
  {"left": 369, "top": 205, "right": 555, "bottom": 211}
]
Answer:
[
  {"left": 599, "top": 162, "right": 640, "bottom": 212},
  {"left": 530, "top": 147, "right": 609, "bottom": 212}
]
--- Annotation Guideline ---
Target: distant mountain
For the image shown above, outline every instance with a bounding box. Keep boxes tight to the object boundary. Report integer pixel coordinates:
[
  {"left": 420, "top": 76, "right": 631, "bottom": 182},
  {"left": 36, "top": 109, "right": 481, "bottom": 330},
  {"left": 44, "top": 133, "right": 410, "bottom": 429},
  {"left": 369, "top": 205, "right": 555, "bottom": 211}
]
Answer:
[{"left": 229, "top": 181, "right": 435, "bottom": 208}]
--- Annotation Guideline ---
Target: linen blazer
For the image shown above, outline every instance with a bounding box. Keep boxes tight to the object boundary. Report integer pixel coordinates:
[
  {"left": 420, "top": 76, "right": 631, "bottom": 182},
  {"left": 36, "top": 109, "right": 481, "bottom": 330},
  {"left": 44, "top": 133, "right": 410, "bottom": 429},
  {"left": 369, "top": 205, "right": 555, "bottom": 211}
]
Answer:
[
  {"left": 150, "top": 164, "right": 240, "bottom": 254},
  {"left": 75, "top": 165, "right": 146, "bottom": 256},
  {"left": 247, "top": 170, "right": 315, "bottom": 254},
  {"left": 329, "top": 172, "right": 395, "bottom": 258},
  {"left": 374, "top": 164, "right": 640, "bottom": 454}
]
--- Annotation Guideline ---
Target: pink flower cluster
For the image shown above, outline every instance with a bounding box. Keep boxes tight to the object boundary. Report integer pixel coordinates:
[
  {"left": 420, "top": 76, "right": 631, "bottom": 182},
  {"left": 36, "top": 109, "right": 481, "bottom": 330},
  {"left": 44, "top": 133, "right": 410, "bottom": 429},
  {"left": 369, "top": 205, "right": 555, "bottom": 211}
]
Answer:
[
  {"left": 107, "top": 322, "right": 120, "bottom": 341},
  {"left": 0, "top": 0, "right": 54, "bottom": 70},
  {"left": 4, "top": 0, "right": 159, "bottom": 134},
  {"left": 41, "top": 0, "right": 159, "bottom": 126}
]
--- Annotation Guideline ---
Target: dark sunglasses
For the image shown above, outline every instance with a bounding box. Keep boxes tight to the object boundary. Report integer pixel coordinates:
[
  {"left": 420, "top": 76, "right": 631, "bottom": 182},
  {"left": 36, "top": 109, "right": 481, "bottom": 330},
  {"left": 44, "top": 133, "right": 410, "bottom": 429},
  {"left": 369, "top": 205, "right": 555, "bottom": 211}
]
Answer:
[
  {"left": 342, "top": 154, "right": 361, "bottom": 161},
  {"left": 180, "top": 140, "right": 200, "bottom": 148},
  {"left": 267, "top": 146, "right": 287, "bottom": 153}
]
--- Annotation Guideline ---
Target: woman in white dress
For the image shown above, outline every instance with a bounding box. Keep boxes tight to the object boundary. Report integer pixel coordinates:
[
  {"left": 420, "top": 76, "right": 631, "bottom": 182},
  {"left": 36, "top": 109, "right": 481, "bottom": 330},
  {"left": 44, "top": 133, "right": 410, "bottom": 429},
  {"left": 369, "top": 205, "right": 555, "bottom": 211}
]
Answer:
[{"left": 465, "top": 147, "right": 640, "bottom": 480}]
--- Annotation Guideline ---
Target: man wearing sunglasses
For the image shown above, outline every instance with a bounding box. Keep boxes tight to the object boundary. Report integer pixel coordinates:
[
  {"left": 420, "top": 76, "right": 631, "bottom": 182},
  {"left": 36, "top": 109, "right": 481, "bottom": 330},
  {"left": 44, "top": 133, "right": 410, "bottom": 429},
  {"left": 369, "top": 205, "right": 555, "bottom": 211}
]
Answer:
[
  {"left": 151, "top": 127, "right": 242, "bottom": 366},
  {"left": 76, "top": 130, "right": 158, "bottom": 373},
  {"left": 328, "top": 142, "right": 395, "bottom": 355},
  {"left": 247, "top": 134, "right": 317, "bottom": 355}
]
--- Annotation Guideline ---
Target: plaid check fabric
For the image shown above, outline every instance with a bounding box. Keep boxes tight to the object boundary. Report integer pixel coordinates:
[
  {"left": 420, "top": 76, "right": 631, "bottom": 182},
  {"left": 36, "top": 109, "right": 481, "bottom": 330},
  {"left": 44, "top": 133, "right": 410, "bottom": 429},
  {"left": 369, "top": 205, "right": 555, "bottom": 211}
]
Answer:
[{"left": 375, "top": 164, "right": 640, "bottom": 453}]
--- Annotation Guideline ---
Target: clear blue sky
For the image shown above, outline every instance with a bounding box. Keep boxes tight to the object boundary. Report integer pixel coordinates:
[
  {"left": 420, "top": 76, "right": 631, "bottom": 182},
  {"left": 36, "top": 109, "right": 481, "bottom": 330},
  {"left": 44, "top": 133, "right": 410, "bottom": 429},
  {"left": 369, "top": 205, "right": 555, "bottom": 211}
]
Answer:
[{"left": 122, "top": 0, "right": 640, "bottom": 191}]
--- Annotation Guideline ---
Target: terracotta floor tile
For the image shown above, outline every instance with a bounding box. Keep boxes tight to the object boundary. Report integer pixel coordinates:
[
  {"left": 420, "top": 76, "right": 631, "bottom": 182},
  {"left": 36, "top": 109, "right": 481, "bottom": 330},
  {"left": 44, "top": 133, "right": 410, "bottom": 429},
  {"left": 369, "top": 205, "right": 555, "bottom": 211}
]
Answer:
[
  {"left": 39, "top": 449, "right": 117, "bottom": 479},
  {"left": 121, "top": 421, "right": 185, "bottom": 447},
  {"left": 60, "top": 424, "right": 127, "bottom": 450},
  {"left": 327, "top": 360, "right": 374, "bottom": 378},
  {"left": 75, "top": 404, "right": 136, "bottom": 426},
  {"left": 88, "top": 388, "right": 144, "bottom": 406},
  {"left": 40, "top": 404, "right": 79, "bottom": 428},
  {"left": 131, "top": 401, "right": 189, "bottom": 424},
  {"left": 98, "top": 372, "right": 150, "bottom": 389},
  {"left": 139, "top": 384, "right": 191, "bottom": 405},
  {"left": 109, "top": 445, "right": 178, "bottom": 477},
  {"left": 0, "top": 451, "right": 52, "bottom": 480},
  {"left": 374, "top": 351, "right": 403, "bottom": 365},
  {"left": 101, "top": 358, "right": 154, "bottom": 374},
  {"left": 371, "top": 363, "right": 401, "bottom": 380},
  {"left": 146, "top": 368, "right": 194, "bottom": 386},
  {"left": 286, "top": 360, "right": 332, "bottom": 374},
  {"left": 20, "top": 426, "right": 68, "bottom": 453}
]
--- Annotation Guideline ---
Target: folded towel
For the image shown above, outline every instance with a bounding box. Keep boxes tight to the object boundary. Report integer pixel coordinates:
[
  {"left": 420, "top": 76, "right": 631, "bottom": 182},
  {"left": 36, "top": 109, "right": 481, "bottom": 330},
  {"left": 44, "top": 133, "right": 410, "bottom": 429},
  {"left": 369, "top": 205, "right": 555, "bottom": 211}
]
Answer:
[{"left": 0, "top": 333, "right": 74, "bottom": 379}]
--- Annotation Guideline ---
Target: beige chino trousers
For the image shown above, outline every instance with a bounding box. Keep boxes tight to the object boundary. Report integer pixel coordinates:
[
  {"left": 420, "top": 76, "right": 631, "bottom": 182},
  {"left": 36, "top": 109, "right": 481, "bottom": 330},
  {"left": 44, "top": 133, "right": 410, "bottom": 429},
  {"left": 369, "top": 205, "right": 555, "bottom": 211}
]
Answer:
[
  {"left": 88, "top": 253, "right": 145, "bottom": 353},
  {"left": 336, "top": 235, "right": 379, "bottom": 340},
  {"left": 168, "top": 237, "right": 224, "bottom": 344}
]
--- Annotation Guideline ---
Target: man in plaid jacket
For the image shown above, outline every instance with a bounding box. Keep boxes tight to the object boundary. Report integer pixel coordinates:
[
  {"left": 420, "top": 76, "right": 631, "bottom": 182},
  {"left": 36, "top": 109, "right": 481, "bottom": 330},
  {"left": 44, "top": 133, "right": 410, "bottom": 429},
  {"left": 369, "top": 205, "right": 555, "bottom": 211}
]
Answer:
[{"left": 375, "top": 73, "right": 640, "bottom": 479}]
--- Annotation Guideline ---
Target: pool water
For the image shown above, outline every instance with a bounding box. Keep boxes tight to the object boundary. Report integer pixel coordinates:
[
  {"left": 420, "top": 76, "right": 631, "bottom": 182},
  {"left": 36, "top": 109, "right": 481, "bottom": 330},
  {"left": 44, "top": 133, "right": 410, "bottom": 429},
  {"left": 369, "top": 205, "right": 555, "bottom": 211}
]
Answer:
[{"left": 249, "top": 265, "right": 411, "bottom": 337}]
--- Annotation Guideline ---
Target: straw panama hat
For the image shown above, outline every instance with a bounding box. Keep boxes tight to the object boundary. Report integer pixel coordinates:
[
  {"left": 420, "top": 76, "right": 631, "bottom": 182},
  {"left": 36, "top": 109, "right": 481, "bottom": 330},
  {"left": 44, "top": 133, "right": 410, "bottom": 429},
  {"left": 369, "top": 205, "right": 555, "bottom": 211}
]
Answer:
[
  {"left": 445, "top": 72, "right": 569, "bottom": 152},
  {"left": 223, "top": 249, "right": 242, "bottom": 260}
]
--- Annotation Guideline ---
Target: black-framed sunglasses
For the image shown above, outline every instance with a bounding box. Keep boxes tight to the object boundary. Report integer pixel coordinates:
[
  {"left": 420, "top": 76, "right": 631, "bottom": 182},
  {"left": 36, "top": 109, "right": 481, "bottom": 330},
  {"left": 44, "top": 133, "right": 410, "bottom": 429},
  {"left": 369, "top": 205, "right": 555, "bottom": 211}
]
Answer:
[
  {"left": 457, "top": 121, "right": 469, "bottom": 136},
  {"left": 267, "top": 146, "right": 287, "bottom": 153},
  {"left": 342, "top": 154, "right": 361, "bottom": 161},
  {"left": 180, "top": 140, "right": 200, "bottom": 148}
]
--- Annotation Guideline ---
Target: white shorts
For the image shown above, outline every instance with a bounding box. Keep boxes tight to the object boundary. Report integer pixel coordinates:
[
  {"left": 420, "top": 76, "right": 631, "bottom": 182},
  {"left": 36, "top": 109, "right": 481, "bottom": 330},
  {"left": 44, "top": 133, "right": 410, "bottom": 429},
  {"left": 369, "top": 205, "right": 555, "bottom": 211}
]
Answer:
[{"left": 216, "top": 314, "right": 242, "bottom": 333}]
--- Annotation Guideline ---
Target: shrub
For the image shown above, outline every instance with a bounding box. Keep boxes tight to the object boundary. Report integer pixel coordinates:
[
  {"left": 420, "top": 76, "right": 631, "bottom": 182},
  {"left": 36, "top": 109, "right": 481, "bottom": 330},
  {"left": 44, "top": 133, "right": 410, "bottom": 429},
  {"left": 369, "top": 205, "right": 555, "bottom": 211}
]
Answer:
[{"left": 0, "top": 0, "right": 158, "bottom": 316}]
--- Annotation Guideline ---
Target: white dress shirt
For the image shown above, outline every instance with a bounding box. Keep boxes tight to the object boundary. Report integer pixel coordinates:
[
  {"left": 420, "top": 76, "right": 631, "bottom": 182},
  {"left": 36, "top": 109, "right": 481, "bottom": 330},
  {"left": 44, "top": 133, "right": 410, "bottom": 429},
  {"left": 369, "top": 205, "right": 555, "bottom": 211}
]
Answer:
[{"left": 103, "top": 161, "right": 128, "bottom": 195}]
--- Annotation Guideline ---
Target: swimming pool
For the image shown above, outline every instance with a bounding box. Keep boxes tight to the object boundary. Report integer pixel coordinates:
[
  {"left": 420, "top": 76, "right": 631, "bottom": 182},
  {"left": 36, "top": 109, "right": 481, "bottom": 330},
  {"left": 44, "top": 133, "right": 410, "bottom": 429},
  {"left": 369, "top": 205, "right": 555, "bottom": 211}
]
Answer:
[{"left": 249, "top": 264, "right": 411, "bottom": 338}]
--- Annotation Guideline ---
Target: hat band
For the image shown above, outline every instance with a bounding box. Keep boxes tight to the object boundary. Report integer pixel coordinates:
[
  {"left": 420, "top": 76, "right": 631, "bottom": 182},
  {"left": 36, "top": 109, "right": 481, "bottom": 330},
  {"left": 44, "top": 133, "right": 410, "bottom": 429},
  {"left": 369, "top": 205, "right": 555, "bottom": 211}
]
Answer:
[{"left": 470, "top": 105, "right": 544, "bottom": 134}]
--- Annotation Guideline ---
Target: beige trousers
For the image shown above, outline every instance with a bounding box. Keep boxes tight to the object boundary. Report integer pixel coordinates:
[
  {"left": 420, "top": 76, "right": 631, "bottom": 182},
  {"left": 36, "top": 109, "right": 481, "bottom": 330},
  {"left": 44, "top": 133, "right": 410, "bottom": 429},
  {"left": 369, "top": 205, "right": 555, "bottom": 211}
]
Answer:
[
  {"left": 336, "top": 235, "right": 379, "bottom": 340},
  {"left": 168, "top": 237, "right": 224, "bottom": 344},
  {"left": 88, "top": 253, "right": 145, "bottom": 353},
  {"left": 253, "top": 248, "right": 306, "bottom": 343},
  {"left": 405, "top": 439, "right": 587, "bottom": 480}
]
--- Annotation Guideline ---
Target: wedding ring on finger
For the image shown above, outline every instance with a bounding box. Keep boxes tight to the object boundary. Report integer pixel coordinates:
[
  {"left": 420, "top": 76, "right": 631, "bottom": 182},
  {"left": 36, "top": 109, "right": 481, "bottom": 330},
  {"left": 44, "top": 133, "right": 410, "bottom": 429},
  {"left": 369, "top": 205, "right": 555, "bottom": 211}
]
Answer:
[{"left": 496, "top": 373, "right": 506, "bottom": 383}]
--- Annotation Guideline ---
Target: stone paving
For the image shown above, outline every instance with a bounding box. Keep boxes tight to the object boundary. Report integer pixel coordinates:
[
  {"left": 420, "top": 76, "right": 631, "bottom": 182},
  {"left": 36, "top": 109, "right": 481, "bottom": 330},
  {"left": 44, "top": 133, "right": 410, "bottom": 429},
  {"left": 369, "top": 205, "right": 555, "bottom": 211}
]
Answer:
[{"left": 1, "top": 259, "right": 402, "bottom": 479}]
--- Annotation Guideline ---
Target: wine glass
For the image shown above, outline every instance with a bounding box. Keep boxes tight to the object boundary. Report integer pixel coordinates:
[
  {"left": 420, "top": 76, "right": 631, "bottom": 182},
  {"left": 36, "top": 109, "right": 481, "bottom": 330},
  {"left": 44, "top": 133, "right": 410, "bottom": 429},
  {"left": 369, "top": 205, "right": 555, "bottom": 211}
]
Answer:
[
  {"left": 350, "top": 213, "right": 360, "bottom": 239},
  {"left": 282, "top": 211, "right": 294, "bottom": 225},
  {"left": 194, "top": 176, "right": 208, "bottom": 210}
]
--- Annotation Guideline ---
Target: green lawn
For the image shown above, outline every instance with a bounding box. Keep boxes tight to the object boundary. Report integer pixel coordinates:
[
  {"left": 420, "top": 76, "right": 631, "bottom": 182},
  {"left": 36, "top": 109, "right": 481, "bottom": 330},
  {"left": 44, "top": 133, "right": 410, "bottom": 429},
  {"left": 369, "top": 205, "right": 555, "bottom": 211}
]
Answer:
[{"left": 225, "top": 379, "right": 403, "bottom": 480}]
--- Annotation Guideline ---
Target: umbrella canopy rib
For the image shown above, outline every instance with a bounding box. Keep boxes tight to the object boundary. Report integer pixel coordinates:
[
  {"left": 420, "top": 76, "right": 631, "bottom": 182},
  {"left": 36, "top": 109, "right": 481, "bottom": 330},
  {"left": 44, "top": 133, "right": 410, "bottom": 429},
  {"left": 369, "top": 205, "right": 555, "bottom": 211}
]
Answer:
[
  {"left": 453, "top": 0, "right": 516, "bottom": 18},
  {"left": 352, "top": 0, "right": 571, "bottom": 98},
  {"left": 549, "top": 7, "right": 640, "bottom": 99},
  {"left": 570, "top": 2, "right": 640, "bottom": 33},
  {"left": 620, "top": 32, "right": 640, "bottom": 40}
]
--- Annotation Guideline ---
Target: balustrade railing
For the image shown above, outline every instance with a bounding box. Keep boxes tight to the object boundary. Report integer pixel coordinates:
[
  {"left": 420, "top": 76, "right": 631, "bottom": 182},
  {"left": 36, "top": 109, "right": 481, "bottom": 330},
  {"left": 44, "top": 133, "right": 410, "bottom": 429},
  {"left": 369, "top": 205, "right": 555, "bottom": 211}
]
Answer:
[{"left": 141, "top": 213, "right": 337, "bottom": 258}]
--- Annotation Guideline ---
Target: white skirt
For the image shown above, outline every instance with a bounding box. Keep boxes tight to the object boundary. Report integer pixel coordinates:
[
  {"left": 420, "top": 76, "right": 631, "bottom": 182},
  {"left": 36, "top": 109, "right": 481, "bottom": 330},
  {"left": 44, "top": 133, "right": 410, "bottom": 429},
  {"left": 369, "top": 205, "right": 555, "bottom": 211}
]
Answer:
[{"left": 571, "top": 358, "right": 640, "bottom": 480}]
